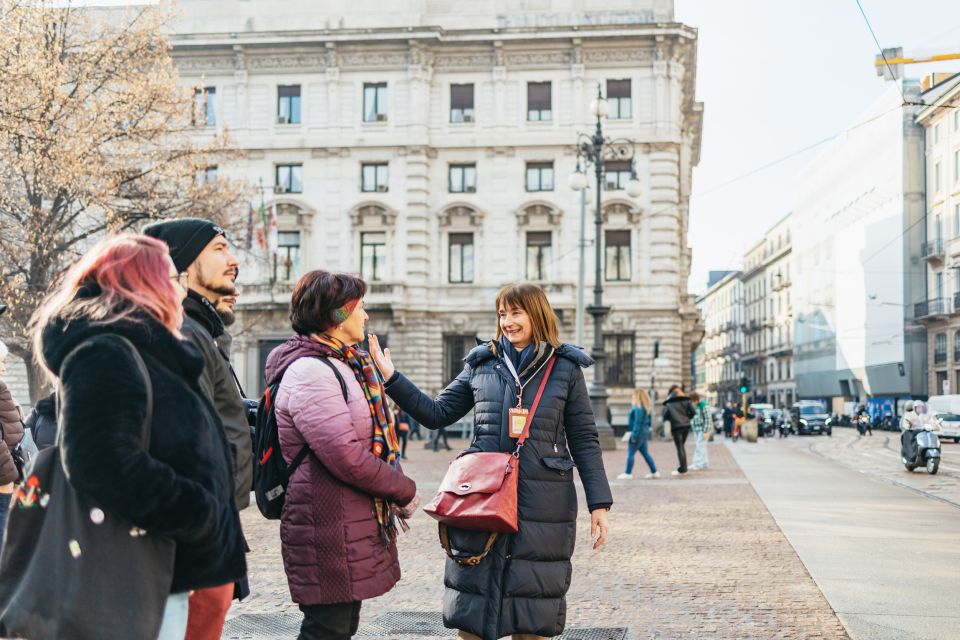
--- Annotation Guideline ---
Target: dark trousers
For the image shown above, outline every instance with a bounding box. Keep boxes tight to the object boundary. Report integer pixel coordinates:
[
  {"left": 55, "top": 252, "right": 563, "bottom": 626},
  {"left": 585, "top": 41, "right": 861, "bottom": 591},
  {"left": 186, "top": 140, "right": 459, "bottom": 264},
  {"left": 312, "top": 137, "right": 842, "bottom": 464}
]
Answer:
[
  {"left": 431, "top": 427, "right": 450, "bottom": 451},
  {"left": 399, "top": 430, "right": 408, "bottom": 458},
  {"left": 672, "top": 427, "right": 691, "bottom": 473},
  {"left": 298, "top": 601, "right": 361, "bottom": 640}
]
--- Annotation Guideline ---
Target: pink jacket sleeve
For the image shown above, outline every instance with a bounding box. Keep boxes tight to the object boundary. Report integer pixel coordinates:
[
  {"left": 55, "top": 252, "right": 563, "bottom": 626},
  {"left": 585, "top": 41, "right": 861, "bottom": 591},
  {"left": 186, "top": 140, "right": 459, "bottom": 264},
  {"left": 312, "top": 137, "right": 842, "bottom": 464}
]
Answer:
[{"left": 284, "top": 360, "right": 416, "bottom": 506}]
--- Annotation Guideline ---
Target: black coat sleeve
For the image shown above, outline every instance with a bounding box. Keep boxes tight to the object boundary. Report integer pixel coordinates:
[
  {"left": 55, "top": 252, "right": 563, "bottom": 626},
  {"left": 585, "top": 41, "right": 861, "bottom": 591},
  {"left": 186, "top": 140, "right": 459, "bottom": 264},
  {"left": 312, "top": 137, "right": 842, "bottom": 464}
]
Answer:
[
  {"left": 384, "top": 364, "right": 475, "bottom": 428},
  {"left": 563, "top": 368, "right": 613, "bottom": 511},
  {"left": 58, "top": 336, "right": 218, "bottom": 543}
]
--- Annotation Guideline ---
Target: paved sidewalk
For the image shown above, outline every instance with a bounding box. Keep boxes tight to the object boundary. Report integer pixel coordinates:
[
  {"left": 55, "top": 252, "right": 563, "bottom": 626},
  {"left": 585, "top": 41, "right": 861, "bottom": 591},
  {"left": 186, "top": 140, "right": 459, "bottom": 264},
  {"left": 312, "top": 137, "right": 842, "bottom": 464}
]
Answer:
[
  {"left": 728, "top": 436, "right": 960, "bottom": 640},
  {"left": 230, "top": 436, "right": 848, "bottom": 639}
]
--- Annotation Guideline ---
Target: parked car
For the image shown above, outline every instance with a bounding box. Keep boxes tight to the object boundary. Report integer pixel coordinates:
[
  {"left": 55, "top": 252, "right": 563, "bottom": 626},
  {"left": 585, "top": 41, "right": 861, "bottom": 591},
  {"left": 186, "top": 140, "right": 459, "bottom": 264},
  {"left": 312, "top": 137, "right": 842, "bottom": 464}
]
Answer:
[
  {"left": 925, "top": 395, "right": 960, "bottom": 443},
  {"left": 790, "top": 401, "right": 832, "bottom": 436}
]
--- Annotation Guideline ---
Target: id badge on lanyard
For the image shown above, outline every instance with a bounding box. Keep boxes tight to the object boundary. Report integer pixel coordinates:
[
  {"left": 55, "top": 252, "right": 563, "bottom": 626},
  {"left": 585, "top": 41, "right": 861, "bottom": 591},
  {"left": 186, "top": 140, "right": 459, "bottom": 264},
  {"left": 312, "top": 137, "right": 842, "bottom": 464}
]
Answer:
[{"left": 503, "top": 356, "right": 530, "bottom": 439}]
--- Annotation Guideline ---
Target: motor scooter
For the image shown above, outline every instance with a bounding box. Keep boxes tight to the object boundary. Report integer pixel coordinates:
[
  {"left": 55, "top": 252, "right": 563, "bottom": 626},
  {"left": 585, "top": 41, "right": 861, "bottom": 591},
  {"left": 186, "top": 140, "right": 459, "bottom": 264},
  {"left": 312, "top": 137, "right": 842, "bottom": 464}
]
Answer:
[
  {"left": 856, "top": 414, "right": 872, "bottom": 436},
  {"left": 901, "top": 425, "right": 941, "bottom": 474}
]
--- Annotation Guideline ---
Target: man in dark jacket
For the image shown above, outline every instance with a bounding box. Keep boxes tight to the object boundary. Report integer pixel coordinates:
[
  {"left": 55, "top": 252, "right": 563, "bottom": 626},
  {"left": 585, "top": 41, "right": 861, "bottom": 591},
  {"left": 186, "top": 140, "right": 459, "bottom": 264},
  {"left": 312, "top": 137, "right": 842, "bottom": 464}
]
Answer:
[
  {"left": 722, "top": 402, "right": 735, "bottom": 438},
  {"left": 143, "top": 218, "right": 249, "bottom": 640},
  {"left": 662, "top": 385, "right": 696, "bottom": 475}
]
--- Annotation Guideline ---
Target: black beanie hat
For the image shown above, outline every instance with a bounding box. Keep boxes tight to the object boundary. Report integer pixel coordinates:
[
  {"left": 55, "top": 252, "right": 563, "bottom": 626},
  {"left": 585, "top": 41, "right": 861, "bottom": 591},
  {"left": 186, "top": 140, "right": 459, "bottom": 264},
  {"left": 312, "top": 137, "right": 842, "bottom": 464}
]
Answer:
[{"left": 142, "top": 218, "right": 225, "bottom": 272}]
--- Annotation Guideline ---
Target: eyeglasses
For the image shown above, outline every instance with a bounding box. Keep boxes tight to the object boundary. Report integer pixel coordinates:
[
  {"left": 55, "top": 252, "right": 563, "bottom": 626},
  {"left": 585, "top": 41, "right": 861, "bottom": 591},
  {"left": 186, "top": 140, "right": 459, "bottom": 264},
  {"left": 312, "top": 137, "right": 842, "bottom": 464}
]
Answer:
[{"left": 170, "top": 272, "right": 189, "bottom": 288}]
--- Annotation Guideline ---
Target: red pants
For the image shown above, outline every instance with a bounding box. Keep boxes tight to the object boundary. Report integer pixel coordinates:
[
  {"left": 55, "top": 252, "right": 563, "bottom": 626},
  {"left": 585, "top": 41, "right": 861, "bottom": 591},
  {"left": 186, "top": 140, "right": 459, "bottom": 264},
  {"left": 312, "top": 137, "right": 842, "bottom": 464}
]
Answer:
[{"left": 184, "top": 583, "right": 233, "bottom": 640}]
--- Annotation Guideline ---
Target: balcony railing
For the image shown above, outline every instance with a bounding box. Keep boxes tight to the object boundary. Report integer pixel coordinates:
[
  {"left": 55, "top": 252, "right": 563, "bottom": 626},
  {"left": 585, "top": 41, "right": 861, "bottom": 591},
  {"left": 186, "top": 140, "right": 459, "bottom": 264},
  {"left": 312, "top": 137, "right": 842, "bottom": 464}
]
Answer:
[
  {"left": 935, "top": 350, "right": 948, "bottom": 364},
  {"left": 922, "top": 239, "right": 945, "bottom": 261},
  {"left": 915, "top": 297, "right": 948, "bottom": 318},
  {"left": 954, "top": 346, "right": 960, "bottom": 362}
]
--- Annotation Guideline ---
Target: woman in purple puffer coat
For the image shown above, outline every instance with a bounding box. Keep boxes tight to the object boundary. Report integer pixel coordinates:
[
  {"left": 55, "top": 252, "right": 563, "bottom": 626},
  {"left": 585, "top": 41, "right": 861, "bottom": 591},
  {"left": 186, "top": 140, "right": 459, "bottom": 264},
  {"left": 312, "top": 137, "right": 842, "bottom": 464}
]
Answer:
[{"left": 264, "top": 270, "right": 418, "bottom": 640}]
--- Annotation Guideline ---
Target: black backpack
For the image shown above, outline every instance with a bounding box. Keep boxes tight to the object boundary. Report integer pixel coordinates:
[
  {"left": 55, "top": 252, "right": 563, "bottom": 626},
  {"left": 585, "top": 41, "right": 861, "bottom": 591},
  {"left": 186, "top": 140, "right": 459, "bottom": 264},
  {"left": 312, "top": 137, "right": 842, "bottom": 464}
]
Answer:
[{"left": 253, "top": 357, "right": 347, "bottom": 519}]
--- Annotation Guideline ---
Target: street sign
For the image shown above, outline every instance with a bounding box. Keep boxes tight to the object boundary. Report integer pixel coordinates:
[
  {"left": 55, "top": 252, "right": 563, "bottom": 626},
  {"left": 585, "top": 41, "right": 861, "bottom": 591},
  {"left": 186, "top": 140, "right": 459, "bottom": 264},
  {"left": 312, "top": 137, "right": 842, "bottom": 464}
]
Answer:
[
  {"left": 653, "top": 358, "right": 671, "bottom": 368},
  {"left": 943, "top": 379, "right": 951, "bottom": 395}
]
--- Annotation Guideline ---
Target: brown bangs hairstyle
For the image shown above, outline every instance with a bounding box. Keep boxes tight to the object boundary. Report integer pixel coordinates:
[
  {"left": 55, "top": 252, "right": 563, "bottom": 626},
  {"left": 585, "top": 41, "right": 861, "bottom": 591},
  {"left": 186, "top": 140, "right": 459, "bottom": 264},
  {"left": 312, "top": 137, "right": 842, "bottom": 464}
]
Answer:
[{"left": 495, "top": 283, "right": 561, "bottom": 348}]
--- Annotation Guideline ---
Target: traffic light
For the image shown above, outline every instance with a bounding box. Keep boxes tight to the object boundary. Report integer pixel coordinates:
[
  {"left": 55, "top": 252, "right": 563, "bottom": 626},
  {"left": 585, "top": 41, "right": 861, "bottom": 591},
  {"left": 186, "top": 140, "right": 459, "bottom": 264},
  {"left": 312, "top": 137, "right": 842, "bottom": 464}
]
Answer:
[{"left": 739, "top": 376, "right": 750, "bottom": 394}]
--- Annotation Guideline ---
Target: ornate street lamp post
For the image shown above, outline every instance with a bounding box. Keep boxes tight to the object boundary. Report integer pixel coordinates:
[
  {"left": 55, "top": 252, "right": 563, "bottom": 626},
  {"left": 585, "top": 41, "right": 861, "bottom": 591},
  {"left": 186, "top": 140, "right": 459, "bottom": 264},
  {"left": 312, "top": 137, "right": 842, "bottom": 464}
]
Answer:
[{"left": 569, "top": 85, "right": 643, "bottom": 450}]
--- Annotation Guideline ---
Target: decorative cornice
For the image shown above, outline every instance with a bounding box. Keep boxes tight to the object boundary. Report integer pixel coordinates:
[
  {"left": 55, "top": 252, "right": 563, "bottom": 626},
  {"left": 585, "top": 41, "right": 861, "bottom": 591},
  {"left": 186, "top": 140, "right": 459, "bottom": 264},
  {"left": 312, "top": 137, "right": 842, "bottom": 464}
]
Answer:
[
  {"left": 438, "top": 202, "right": 485, "bottom": 227},
  {"left": 176, "top": 56, "right": 235, "bottom": 72},
  {"left": 601, "top": 199, "right": 642, "bottom": 224},
  {"left": 505, "top": 50, "right": 572, "bottom": 66},
  {"left": 247, "top": 54, "right": 327, "bottom": 70},
  {"left": 516, "top": 200, "right": 562, "bottom": 227},
  {"left": 349, "top": 201, "right": 397, "bottom": 227},
  {"left": 434, "top": 52, "right": 495, "bottom": 68},
  {"left": 339, "top": 51, "right": 408, "bottom": 68},
  {"left": 583, "top": 47, "right": 653, "bottom": 64}
]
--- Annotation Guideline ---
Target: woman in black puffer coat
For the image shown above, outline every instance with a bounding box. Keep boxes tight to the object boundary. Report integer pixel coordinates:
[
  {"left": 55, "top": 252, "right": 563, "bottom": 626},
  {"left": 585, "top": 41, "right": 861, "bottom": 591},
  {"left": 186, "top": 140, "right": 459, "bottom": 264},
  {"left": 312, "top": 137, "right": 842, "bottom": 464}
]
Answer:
[
  {"left": 370, "top": 284, "right": 613, "bottom": 640},
  {"left": 13, "top": 234, "right": 246, "bottom": 638}
]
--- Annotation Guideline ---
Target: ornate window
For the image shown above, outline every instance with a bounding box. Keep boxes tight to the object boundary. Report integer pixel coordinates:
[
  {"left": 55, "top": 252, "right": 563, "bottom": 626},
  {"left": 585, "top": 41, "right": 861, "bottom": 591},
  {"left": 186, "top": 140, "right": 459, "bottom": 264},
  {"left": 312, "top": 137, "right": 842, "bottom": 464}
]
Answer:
[
  {"left": 449, "top": 233, "right": 474, "bottom": 284},
  {"left": 526, "top": 231, "right": 552, "bottom": 281},
  {"left": 361, "top": 232, "right": 387, "bottom": 282},
  {"left": 449, "top": 164, "right": 477, "bottom": 193},
  {"left": 527, "top": 82, "right": 551, "bottom": 121},
  {"left": 275, "top": 164, "right": 303, "bottom": 194},
  {"left": 277, "top": 85, "right": 301, "bottom": 124},
  {"left": 603, "top": 334, "right": 635, "bottom": 387},
  {"left": 363, "top": 83, "right": 388, "bottom": 122},
  {"left": 450, "top": 84, "right": 475, "bottom": 123},
  {"left": 606, "top": 79, "right": 631, "bottom": 119},
  {"left": 193, "top": 86, "right": 216, "bottom": 127},
  {"left": 525, "top": 162, "right": 554, "bottom": 192},
  {"left": 361, "top": 163, "right": 389, "bottom": 192},
  {"left": 605, "top": 230, "right": 631, "bottom": 281}
]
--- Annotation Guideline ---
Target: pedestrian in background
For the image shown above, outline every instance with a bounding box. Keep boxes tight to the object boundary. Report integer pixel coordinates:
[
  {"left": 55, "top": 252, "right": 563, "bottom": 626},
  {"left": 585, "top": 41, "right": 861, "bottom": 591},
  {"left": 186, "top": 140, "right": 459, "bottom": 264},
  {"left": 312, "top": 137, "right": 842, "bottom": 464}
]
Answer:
[
  {"left": 689, "top": 392, "right": 710, "bottom": 471},
  {"left": 13, "top": 234, "right": 245, "bottom": 638},
  {"left": 264, "top": 270, "right": 418, "bottom": 640},
  {"left": 618, "top": 388, "right": 658, "bottom": 479},
  {"left": 371, "top": 283, "right": 612, "bottom": 640},
  {"left": 23, "top": 393, "right": 56, "bottom": 452},
  {"left": 393, "top": 403, "right": 411, "bottom": 459},
  {"left": 0, "top": 336, "right": 25, "bottom": 548},
  {"left": 662, "top": 385, "right": 695, "bottom": 475},
  {"left": 430, "top": 423, "right": 451, "bottom": 451},
  {"left": 722, "top": 402, "right": 734, "bottom": 438}
]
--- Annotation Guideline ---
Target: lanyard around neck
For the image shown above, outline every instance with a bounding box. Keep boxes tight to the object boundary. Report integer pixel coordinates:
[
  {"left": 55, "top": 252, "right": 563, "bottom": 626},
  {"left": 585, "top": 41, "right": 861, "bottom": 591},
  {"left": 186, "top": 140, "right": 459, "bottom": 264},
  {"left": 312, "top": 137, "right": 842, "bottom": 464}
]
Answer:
[{"left": 502, "top": 352, "right": 551, "bottom": 408}]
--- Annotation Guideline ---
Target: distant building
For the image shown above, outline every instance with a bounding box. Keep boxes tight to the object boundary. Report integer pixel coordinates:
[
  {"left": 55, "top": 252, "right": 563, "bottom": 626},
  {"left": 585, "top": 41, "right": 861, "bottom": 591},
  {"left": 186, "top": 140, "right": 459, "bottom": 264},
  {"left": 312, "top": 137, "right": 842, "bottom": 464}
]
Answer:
[
  {"left": 792, "top": 81, "right": 925, "bottom": 407},
  {"left": 168, "top": 0, "right": 705, "bottom": 419},
  {"left": 699, "top": 271, "right": 742, "bottom": 407},
  {"left": 915, "top": 73, "right": 960, "bottom": 397}
]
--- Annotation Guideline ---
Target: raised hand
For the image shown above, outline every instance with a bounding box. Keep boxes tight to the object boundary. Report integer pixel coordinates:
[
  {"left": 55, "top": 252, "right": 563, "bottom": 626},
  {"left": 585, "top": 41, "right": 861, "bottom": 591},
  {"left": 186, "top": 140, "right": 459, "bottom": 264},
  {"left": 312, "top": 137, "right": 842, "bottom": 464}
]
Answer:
[{"left": 368, "top": 333, "right": 395, "bottom": 381}]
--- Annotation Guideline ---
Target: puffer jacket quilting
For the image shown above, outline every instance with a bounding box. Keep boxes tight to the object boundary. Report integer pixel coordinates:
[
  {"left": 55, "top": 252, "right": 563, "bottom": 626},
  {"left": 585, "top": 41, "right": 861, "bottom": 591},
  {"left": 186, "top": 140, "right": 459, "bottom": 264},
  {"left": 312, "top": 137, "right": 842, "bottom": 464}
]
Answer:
[
  {"left": 0, "top": 379, "right": 24, "bottom": 484},
  {"left": 265, "top": 336, "right": 417, "bottom": 606},
  {"left": 386, "top": 340, "right": 613, "bottom": 640}
]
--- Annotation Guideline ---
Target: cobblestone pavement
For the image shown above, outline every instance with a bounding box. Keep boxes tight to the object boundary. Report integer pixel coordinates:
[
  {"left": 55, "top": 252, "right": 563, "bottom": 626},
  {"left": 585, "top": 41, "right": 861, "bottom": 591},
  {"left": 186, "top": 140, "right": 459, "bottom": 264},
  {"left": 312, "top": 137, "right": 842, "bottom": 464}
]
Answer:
[
  {"left": 230, "top": 435, "right": 849, "bottom": 639},
  {"left": 788, "top": 427, "right": 960, "bottom": 507}
]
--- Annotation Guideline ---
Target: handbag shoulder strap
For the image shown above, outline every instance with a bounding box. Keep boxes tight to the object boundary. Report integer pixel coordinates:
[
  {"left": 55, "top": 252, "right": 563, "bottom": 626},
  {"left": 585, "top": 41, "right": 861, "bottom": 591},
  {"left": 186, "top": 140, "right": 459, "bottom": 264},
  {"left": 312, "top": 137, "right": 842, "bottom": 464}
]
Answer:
[{"left": 517, "top": 355, "right": 556, "bottom": 446}]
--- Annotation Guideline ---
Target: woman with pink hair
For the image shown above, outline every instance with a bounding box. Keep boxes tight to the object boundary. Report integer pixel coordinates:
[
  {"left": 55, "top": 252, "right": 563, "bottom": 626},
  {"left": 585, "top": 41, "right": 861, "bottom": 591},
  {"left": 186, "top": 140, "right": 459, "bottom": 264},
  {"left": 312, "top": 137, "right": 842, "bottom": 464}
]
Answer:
[{"left": 0, "top": 234, "right": 245, "bottom": 640}]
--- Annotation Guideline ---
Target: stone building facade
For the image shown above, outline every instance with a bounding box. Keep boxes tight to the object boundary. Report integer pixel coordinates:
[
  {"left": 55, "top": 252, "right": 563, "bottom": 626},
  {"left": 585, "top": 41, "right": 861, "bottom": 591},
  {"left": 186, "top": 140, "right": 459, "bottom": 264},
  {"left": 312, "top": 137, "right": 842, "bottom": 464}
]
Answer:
[
  {"left": 700, "top": 271, "right": 742, "bottom": 407},
  {"left": 167, "top": 0, "right": 704, "bottom": 421},
  {"left": 916, "top": 74, "right": 960, "bottom": 397}
]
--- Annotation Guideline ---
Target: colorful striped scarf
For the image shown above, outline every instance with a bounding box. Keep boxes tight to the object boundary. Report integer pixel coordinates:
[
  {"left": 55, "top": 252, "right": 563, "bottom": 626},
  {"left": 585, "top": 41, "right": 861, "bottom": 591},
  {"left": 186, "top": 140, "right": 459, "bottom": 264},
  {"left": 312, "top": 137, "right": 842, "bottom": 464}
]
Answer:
[{"left": 312, "top": 334, "right": 403, "bottom": 543}]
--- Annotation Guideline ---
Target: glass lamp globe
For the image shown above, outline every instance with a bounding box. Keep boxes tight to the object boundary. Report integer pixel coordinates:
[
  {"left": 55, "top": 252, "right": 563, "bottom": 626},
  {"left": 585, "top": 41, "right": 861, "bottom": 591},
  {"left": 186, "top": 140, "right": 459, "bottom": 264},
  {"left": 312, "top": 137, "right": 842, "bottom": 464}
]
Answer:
[
  {"left": 589, "top": 98, "right": 608, "bottom": 118},
  {"left": 568, "top": 171, "right": 588, "bottom": 191},
  {"left": 625, "top": 178, "right": 642, "bottom": 198}
]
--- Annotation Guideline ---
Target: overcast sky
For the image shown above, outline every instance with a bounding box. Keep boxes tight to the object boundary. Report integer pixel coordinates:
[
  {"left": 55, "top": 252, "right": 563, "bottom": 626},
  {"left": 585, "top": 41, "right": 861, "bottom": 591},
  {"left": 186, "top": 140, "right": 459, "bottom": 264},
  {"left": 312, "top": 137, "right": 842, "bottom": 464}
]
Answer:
[{"left": 676, "top": 0, "right": 960, "bottom": 294}]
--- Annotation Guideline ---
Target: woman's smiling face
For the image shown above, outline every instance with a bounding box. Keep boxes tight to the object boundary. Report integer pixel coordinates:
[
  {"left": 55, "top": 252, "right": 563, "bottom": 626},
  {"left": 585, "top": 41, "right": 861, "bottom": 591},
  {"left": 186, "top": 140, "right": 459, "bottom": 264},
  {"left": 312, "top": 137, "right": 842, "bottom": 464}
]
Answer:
[{"left": 498, "top": 303, "right": 533, "bottom": 350}]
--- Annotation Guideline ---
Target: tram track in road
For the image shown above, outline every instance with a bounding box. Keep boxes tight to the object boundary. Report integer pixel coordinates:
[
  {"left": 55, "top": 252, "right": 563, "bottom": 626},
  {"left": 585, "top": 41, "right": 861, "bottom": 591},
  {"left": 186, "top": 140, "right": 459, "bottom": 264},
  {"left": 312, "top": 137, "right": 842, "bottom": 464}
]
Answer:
[{"left": 803, "top": 432, "right": 960, "bottom": 510}]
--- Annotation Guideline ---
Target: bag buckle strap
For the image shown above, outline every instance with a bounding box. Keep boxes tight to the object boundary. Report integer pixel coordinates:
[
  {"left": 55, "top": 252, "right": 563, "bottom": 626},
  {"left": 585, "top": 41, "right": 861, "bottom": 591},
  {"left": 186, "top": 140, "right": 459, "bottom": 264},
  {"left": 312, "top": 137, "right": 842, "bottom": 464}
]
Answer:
[{"left": 438, "top": 524, "right": 499, "bottom": 566}]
